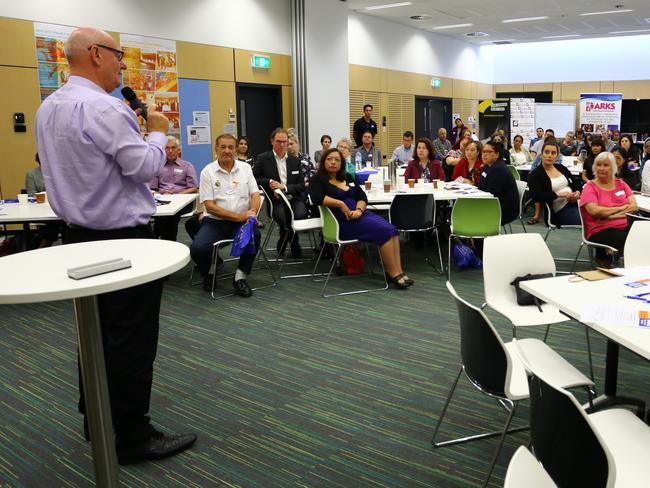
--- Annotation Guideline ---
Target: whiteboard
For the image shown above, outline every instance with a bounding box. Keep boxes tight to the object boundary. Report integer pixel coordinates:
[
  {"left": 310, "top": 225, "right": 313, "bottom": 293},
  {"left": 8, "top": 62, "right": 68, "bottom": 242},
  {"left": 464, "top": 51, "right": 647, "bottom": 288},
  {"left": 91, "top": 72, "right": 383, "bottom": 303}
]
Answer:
[{"left": 535, "top": 103, "right": 576, "bottom": 138}]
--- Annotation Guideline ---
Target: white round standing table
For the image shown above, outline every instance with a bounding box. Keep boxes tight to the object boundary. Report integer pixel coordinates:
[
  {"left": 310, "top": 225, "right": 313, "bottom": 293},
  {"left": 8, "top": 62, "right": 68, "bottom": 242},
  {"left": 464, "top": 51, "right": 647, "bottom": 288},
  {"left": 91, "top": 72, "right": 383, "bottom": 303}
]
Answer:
[{"left": 0, "top": 239, "right": 190, "bottom": 488}]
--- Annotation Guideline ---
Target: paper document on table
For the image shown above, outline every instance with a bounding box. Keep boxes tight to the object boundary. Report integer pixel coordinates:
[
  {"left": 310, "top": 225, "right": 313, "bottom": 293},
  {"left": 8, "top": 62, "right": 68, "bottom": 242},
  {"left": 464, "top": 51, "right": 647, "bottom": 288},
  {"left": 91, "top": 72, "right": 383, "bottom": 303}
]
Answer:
[{"left": 581, "top": 304, "right": 650, "bottom": 328}]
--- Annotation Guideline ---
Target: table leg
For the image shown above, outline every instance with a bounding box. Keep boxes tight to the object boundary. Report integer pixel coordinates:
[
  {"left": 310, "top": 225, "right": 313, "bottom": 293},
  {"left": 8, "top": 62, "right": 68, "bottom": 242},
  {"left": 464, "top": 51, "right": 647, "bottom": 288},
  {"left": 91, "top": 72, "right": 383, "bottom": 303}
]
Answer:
[
  {"left": 73, "top": 296, "right": 119, "bottom": 488},
  {"left": 591, "top": 339, "right": 645, "bottom": 418}
]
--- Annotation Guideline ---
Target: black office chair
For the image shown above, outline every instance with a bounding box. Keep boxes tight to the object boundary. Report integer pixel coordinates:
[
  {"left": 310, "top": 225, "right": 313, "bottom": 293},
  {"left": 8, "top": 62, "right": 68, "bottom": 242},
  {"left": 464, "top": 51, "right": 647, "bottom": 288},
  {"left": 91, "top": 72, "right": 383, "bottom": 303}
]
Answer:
[{"left": 388, "top": 193, "right": 443, "bottom": 274}]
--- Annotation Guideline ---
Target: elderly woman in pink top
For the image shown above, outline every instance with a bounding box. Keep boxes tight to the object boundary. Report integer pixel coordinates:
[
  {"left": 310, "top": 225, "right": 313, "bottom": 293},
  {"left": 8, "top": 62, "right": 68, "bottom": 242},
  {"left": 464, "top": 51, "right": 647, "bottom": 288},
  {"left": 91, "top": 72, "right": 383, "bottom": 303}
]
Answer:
[{"left": 579, "top": 151, "right": 638, "bottom": 267}]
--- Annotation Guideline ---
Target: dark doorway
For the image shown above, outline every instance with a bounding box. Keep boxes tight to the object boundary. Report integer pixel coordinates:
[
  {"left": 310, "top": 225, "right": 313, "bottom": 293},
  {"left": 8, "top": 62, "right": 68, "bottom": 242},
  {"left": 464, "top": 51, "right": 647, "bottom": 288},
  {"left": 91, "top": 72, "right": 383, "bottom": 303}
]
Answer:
[
  {"left": 236, "top": 83, "right": 283, "bottom": 157},
  {"left": 415, "top": 97, "right": 452, "bottom": 141},
  {"left": 496, "top": 91, "right": 553, "bottom": 103}
]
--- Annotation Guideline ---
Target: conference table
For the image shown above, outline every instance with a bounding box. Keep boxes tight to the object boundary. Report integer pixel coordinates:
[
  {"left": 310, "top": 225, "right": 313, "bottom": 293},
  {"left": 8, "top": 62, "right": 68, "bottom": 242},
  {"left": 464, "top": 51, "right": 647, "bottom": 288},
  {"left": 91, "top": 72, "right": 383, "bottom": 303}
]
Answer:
[
  {"left": 521, "top": 268, "right": 650, "bottom": 413},
  {"left": 364, "top": 181, "right": 492, "bottom": 205},
  {"left": 0, "top": 193, "right": 197, "bottom": 248},
  {"left": 516, "top": 156, "right": 583, "bottom": 176},
  {"left": 0, "top": 239, "right": 190, "bottom": 487}
]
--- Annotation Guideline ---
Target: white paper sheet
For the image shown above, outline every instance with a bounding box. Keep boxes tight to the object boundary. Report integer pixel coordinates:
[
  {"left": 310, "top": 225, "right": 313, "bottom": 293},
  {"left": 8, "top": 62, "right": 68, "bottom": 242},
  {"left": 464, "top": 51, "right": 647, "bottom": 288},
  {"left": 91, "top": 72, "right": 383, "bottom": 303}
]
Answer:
[{"left": 581, "top": 304, "right": 650, "bottom": 329}]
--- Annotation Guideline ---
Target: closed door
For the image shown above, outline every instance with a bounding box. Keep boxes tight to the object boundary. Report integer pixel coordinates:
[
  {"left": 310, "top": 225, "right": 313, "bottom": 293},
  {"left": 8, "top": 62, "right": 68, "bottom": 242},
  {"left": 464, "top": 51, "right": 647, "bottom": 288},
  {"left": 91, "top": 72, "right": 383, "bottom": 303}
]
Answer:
[{"left": 236, "top": 83, "right": 283, "bottom": 157}]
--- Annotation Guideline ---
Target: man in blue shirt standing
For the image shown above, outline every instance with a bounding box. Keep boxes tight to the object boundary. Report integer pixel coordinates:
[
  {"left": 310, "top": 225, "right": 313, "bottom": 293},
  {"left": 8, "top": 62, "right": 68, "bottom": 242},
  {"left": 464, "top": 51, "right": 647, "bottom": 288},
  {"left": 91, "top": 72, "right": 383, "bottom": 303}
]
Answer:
[{"left": 35, "top": 27, "right": 196, "bottom": 465}]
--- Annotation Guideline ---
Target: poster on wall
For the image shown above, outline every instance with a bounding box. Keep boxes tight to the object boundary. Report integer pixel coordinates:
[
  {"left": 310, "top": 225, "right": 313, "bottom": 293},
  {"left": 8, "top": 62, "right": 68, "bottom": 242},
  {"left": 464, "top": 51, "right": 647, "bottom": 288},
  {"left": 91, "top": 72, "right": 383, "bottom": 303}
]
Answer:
[
  {"left": 478, "top": 99, "right": 510, "bottom": 141},
  {"left": 119, "top": 34, "right": 180, "bottom": 139},
  {"left": 509, "top": 98, "right": 535, "bottom": 147},
  {"left": 579, "top": 93, "right": 623, "bottom": 134},
  {"left": 34, "top": 23, "right": 76, "bottom": 101}
]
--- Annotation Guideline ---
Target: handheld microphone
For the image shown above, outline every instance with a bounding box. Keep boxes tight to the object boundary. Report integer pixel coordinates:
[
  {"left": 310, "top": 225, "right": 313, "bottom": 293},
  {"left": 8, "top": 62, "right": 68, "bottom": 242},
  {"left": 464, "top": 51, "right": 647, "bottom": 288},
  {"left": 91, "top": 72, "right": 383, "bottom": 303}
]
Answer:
[{"left": 121, "top": 86, "right": 148, "bottom": 120}]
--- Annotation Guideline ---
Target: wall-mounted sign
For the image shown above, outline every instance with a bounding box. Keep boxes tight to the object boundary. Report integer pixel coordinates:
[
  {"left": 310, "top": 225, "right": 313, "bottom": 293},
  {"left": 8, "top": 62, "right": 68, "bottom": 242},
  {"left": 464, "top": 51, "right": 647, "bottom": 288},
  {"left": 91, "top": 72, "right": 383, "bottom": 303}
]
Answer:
[
  {"left": 251, "top": 55, "right": 271, "bottom": 69},
  {"left": 430, "top": 78, "right": 441, "bottom": 88}
]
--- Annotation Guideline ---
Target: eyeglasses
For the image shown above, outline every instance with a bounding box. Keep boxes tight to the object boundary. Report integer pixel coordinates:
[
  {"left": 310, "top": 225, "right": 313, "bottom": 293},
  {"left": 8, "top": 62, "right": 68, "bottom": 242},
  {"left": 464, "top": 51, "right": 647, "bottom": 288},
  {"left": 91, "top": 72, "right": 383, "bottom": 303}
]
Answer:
[
  {"left": 89, "top": 44, "right": 125, "bottom": 61},
  {"left": 274, "top": 139, "right": 288, "bottom": 145},
  {"left": 481, "top": 149, "right": 496, "bottom": 154}
]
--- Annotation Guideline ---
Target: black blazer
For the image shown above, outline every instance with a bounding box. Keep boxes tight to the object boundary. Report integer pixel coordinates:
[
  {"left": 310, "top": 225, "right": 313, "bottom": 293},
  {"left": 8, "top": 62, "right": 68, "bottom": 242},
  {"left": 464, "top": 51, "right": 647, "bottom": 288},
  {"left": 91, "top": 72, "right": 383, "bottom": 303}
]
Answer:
[
  {"left": 253, "top": 150, "right": 305, "bottom": 198},
  {"left": 528, "top": 164, "right": 582, "bottom": 205},
  {"left": 478, "top": 159, "right": 519, "bottom": 225},
  {"left": 308, "top": 173, "right": 368, "bottom": 206}
]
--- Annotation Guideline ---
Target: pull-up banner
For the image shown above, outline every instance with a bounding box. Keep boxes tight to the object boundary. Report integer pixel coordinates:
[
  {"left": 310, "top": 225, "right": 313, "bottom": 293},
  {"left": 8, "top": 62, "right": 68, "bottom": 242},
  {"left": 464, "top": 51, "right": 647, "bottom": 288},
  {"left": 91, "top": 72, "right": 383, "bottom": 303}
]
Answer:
[{"left": 579, "top": 93, "right": 623, "bottom": 134}]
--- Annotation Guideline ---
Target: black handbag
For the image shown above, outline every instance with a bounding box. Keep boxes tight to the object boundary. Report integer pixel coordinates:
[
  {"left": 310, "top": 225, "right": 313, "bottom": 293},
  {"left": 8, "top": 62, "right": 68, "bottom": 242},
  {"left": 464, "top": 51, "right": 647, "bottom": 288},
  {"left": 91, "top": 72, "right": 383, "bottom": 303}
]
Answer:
[{"left": 510, "top": 273, "right": 553, "bottom": 312}]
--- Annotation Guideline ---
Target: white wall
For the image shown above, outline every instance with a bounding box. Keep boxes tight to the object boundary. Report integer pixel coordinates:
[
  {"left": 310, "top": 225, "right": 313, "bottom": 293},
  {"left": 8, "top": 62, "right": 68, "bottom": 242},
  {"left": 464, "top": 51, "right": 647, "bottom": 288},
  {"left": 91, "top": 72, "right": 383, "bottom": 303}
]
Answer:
[
  {"left": 489, "top": 35, "right": 650, "bottom": 84},
  {"left": 1, "top": 0, "right": 292, "bottom": 54},
  {"left": 304, "top": 0, "right": 349, "bottom": 156},
  {"left": 348, "top": 12, "right": 493, "bottom": 84}
]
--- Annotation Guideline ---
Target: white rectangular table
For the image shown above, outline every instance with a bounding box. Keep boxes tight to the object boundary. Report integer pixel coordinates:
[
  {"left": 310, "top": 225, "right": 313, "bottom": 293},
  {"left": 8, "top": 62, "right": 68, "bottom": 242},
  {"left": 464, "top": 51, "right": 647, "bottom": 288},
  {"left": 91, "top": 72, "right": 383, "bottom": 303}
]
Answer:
[
  {"left": 365, "top": 182, "right": 492, "bottom": 205},
  {"left": 521, "top": 269, "right": 650, "bottom": 412},
  {"left": 0, "top": 193, "right": 198, "bottom": 223},
  {"left": 516, "top": 159, "right": 583, "bottom": 176}
]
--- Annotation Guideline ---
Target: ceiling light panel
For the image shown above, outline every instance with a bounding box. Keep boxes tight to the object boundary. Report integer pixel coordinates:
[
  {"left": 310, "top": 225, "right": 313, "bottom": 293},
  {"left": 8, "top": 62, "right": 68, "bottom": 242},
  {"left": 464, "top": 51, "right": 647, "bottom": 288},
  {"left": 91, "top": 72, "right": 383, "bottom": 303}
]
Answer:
[
  {"left": 502, "top": 16, "right": 549, "bottom": 23},
  {"left": 364, "top": 2, "right": 412, "bottom": 10}
]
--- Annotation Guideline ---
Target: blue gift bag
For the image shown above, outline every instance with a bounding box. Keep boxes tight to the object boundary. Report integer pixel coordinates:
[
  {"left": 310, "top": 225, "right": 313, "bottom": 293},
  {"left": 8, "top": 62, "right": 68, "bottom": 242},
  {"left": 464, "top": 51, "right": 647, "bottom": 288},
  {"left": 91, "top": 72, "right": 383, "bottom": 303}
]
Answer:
[{"left": 231, "top": 217, "right": 257, "bottom": 257}]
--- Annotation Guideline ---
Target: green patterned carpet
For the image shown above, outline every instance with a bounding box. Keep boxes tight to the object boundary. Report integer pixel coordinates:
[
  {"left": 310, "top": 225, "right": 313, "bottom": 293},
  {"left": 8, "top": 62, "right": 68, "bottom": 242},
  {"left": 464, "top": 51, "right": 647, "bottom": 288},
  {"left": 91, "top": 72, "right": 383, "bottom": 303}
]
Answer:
[{"left": 1, "top": 219, "right": 648, "bottom": 487}]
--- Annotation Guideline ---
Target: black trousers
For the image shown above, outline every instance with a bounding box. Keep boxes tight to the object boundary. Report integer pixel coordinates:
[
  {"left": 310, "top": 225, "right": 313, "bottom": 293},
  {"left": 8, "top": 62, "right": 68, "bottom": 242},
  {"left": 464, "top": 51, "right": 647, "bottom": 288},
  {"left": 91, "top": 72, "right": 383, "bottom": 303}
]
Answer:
[
  {"left": 153, "top": 202, "right": 194, "bottom": 241},
  {"left": 273, "top": 196, "right": 307, "bottom": 251},
  {"left": 589, "top": 226, "right": 629, "bottom": 259},
  {"left": 65, "top": 224, "right": 162, "bottom": 444}
]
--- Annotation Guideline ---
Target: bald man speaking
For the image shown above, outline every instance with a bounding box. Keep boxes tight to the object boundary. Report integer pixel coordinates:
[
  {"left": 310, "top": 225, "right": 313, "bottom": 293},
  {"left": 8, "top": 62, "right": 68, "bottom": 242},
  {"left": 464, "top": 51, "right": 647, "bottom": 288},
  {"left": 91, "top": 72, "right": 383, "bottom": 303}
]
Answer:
[{"left": 35, "top": 27, "right": 196, "bottom": 464}]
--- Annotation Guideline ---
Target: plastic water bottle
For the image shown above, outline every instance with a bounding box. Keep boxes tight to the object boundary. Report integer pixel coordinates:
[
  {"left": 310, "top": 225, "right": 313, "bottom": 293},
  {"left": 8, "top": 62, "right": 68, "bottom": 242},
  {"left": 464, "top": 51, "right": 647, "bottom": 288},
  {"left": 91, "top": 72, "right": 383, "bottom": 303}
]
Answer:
[
  {"left": 355, "top": 151, "right": 362, "bottom": 170},
  {"left": 579, "top": 149, "right": 587, "bottom": 164}
]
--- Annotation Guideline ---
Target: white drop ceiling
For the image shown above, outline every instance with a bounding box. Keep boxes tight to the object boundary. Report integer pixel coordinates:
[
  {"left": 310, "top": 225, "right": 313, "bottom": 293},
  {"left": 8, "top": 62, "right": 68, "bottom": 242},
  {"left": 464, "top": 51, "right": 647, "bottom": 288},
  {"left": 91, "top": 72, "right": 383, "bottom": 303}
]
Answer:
[{"left": 346, "top": 0, "right": 650, "bottom": 44}]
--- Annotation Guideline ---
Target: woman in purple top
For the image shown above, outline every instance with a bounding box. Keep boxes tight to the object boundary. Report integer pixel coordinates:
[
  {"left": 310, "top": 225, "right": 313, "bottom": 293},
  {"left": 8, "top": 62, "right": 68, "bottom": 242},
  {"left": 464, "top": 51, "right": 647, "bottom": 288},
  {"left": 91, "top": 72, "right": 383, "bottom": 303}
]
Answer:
[
  {"left": 309, "top": 148, "right": 413, "bottom": 289},
  {"left": 403, "top": 137, "right": 445, "bottom": 183}
]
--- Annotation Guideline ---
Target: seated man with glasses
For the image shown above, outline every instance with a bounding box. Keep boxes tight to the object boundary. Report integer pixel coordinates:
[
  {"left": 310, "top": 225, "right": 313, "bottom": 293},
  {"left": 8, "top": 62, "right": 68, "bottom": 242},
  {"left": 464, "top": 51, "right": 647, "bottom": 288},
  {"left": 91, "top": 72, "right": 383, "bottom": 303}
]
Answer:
[
  {"left": 253, "top": 127, "right": 307, "bottom": 258},
  {"left": 478, "top": 140, "right": 519, "bottom": 226}
]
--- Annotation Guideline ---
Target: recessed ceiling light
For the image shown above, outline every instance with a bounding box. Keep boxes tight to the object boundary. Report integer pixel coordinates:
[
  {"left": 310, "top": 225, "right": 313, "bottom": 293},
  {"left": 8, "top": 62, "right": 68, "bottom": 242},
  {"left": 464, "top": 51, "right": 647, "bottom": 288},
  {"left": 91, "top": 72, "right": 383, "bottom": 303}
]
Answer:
[
  {"left": 465, "top": 32, "right": 489, "bottom": 37},
  {"left": 502, "top": 16, "right": 549, "bottom": 23},
  {"left": 481, "top": 39, "right": 514, "bottom": 44},
  {"left": 410, "top": 14, "right": 432, "bottom": 21},
  {"left": 609, "top": 28, "right": 650, "bottom": 34},
  {"left": 579, "top": 9, "right": 634, "bottom": 16},
  {"left": 542, "top": 34, "right": 581, "bottom": 39},
  {"left": 491, "top": 40, "right": 512, "bottom": 44},
  {"left": 364, "top": 2, "right": 412, "bottom": 10},
  {"left": 433, "top": 23, "right": 474, "bottom": 30}
]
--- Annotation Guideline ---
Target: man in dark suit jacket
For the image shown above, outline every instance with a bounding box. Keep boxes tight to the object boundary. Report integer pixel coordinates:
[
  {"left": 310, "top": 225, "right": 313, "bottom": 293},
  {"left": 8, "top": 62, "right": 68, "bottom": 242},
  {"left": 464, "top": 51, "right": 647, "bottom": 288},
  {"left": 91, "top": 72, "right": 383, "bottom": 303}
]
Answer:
[{"left": 253, "top": 127, "right": 307, "bottom": 257}]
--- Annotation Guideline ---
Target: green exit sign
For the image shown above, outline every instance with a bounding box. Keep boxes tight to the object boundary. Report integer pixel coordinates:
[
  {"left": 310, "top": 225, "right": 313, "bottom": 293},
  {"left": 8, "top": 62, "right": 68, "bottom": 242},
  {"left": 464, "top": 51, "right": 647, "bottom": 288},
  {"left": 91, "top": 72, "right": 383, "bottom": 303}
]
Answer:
[
  {"left": 431, "top": 78, "right": 441, "bottom": 88},
  {"left": 251, "top": 55, "right": 271, "bottom": 69}
]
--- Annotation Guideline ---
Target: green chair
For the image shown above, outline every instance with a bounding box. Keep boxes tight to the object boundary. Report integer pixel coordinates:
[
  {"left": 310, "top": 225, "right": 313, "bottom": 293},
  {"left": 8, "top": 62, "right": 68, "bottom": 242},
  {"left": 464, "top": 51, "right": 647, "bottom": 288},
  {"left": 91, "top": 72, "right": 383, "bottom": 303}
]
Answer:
[
  {"left": 447, "top": 197, "right": 501, "bottom": 281},
  {"left": 507, "top": 164, "right": 521, "bottom": 181},
  {"left": 312, "top": 206, "right": 388, "bottom": 298}
]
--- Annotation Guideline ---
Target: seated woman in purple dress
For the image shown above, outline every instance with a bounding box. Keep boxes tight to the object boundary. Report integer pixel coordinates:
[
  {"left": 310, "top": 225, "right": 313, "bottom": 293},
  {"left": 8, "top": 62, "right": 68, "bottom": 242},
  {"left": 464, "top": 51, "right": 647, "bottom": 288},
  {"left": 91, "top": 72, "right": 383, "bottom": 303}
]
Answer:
[{"left": 309, "top": 148, "right": 413, "bottom": 289}]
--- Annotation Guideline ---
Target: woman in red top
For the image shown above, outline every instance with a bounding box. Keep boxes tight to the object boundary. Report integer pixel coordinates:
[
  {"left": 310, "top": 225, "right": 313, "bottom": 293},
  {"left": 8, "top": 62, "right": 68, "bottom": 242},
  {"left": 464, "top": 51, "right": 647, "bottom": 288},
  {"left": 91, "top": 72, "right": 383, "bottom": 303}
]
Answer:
[
  {"left": 451, "top": 140, "right": 483, "bottom": 186},
  {"left": 403, "top": 137, "right": 445, "bottom": 183}
]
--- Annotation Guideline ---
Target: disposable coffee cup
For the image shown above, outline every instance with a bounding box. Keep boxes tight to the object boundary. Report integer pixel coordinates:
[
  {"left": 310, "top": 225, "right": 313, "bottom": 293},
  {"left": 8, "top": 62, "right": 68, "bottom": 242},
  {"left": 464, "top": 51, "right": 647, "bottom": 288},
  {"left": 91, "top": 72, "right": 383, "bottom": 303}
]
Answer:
[
  {"left": 383, "top": 180, "right": 391, "bottom": 193},
  {"left": 364, "top": 180, "right": 372, "bottom": 191},
  {"left": 408, "top": 179, "right": 415, "bottom": 189},
  {"left": 433, "top": 179, "right": 441, "bottom": 189},
  {"left": 35, "top": 191, "right": 47, "bottom": 204},
  {"left": 17, "top": 193, "right": 28, "bottom": 205}
]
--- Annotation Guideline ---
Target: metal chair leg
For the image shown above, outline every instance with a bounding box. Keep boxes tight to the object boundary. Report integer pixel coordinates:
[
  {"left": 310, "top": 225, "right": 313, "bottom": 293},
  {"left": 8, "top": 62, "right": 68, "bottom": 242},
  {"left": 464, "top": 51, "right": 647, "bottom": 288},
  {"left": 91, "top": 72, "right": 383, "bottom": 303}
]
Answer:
[
  {"left": 432, "top": 367, "right": 462, "bottom": 447},
  {"left": 570, "top": 242, "right": 584, "bottom": 272},
  {"left": 482, "top": 401, "right": 517, "bottom": 488}
]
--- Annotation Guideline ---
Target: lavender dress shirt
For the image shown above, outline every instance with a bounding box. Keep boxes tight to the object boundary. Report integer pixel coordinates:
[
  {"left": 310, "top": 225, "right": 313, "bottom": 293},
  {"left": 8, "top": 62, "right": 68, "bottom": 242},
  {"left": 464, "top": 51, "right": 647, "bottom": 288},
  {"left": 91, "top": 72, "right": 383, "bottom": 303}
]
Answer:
[
  {"left": 150, "top": 158, "right": 198, "bottom": 193},
  {"left": 35, "top": 75, "right": 166, "bottom": 230}
]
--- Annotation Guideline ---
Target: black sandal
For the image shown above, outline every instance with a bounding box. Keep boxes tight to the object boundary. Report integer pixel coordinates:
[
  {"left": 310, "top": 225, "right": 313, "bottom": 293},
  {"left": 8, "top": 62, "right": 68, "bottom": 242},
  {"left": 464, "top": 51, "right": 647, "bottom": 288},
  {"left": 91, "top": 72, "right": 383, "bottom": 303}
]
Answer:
[{"left": 387, "top": 273, "right": 410, "bottom": 289}]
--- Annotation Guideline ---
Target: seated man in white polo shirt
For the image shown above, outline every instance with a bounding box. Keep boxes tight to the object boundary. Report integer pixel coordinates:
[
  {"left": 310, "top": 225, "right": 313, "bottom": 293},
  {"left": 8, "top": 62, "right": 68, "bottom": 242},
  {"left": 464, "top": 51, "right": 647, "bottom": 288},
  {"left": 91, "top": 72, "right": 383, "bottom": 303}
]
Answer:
[{"left": 190, "top": 133, "right": 261, "bottom": 297}]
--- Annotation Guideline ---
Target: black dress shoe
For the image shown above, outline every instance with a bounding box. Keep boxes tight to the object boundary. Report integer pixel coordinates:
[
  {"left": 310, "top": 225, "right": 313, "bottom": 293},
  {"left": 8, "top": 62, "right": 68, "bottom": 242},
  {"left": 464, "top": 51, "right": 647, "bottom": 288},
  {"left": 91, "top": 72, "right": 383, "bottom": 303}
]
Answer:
[
  {"left": 233, "top": 278, "right": 252, "bottom": 297},
  {"left": 202, "top": 274, "right": 214, "bottom": 292},
  {"left": 117, "top": 430, "right": 197, "bottom": 465},
  {"left": 290, "top": 246, "right": 302, "bottom": 259}
]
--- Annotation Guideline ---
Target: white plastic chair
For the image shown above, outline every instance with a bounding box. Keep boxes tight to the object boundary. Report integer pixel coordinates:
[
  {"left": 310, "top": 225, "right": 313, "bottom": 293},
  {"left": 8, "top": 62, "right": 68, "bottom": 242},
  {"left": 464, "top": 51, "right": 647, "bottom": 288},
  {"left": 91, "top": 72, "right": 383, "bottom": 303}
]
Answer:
[
  {"left": 624, "top": 220, "right": 650, "bottom": 268},
  {"left": 433, "top": 282, "right": 593, "bottom": 487},
  {"left": 504, "top": 446, "right": 557, "bottom": 488},
  {"left": 274, "top": 189, "right": 323, "bottom": 278},
  {"left": 483, "top": 234, "right": 570, "bottom": 339},
  {"left": 503, "top": 180, "right": 528, "bottom": 233},
  {"left": 541, "top": 203, "right": 589, "bottom": 271},
  {"left": 515, "top": 339, "right": 650, "bottom": 488},
  {"left": 572, "top": 206, "right": 619, "bottom": 270}
]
